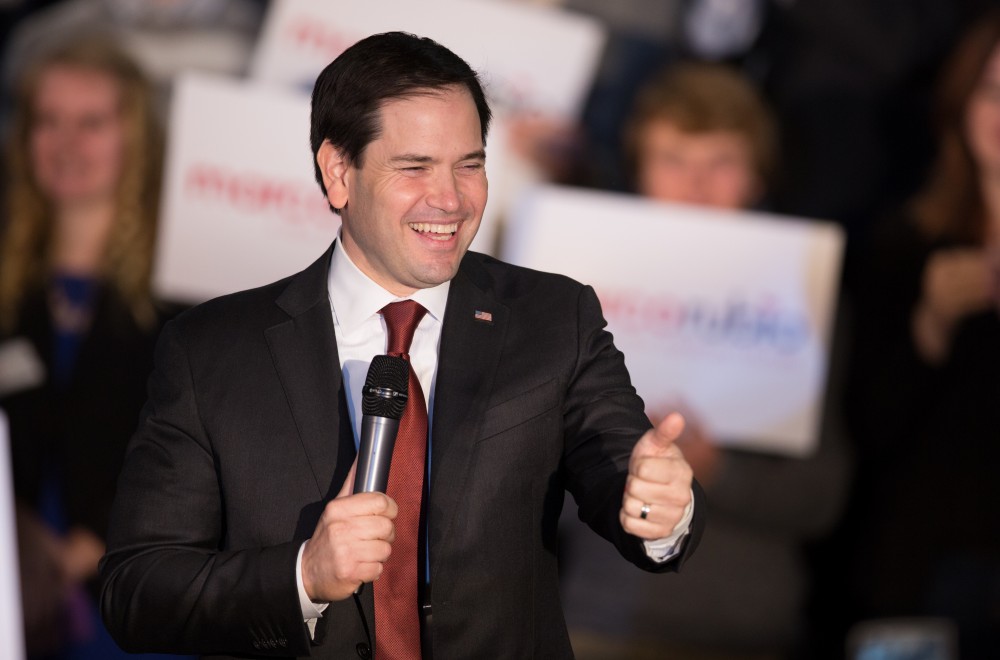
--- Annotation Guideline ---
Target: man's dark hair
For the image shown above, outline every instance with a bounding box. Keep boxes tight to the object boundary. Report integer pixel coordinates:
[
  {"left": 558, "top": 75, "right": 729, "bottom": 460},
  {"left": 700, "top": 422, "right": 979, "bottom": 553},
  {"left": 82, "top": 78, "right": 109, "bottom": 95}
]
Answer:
[{"left": 310, "top": 31, "right": 492, "bottom": 197}]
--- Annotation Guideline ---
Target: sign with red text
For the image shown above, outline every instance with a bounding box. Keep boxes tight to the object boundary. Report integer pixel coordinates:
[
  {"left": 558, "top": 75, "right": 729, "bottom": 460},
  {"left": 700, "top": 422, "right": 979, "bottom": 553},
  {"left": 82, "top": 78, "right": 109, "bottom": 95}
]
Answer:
[
  {"left": 249, "top": 0, "right": 607, "bottom": 256},
  {"left": 154, "top": 73, "right": 338, "bottom": 302},
  {"left": 0, "top": 412, "right": 26, "bottom": 660},
  {"left": 250, "top": 0, "right": 604, "bottom": 118},
  {"left": 502, "top": 185, "right": 845, "bottom": 456}
]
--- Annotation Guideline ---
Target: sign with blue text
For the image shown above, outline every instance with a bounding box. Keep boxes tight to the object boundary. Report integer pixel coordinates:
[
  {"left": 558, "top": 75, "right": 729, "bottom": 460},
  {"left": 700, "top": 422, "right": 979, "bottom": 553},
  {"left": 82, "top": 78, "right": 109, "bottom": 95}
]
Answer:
[{"left": 503, "top": 185, "right": 845, "bottom": 456}]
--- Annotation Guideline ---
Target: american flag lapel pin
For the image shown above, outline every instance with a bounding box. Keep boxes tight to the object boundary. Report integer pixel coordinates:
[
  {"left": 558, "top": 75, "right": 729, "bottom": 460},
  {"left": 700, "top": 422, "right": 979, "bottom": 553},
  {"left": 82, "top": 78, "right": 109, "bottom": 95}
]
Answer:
[{"left": 474, "top": 309, "right": 493, "bottom": 324}]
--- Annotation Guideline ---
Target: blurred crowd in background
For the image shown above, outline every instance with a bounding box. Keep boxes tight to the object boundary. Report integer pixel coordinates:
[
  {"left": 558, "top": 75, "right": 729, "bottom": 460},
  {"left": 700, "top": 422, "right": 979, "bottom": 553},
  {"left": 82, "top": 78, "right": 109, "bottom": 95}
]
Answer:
[{"left": 1, "top": 0, "right": 999, "bottom": 659}]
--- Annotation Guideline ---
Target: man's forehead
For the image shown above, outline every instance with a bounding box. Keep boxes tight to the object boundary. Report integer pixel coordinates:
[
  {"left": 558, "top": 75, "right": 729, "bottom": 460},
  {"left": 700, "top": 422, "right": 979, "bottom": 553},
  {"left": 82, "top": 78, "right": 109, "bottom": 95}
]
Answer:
[{"left": 364, "top": 88, "right": 484, "bottom": 154}]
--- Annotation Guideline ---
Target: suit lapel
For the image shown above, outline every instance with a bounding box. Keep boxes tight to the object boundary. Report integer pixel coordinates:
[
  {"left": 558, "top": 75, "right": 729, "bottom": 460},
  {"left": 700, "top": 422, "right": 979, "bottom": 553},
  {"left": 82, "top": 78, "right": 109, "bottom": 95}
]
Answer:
[
  {"left": 265, "top": 244, "right": 356, "bottom": 501},
  {"left": 428, "top": 256, "right": 508, "bottom": 579}
]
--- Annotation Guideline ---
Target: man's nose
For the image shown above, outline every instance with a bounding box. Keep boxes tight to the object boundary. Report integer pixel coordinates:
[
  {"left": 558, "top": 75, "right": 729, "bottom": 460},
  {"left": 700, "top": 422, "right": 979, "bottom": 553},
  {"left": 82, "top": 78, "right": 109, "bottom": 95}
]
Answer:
[{"left": 426, "top": 171, "right": 461, "bottom": 213}]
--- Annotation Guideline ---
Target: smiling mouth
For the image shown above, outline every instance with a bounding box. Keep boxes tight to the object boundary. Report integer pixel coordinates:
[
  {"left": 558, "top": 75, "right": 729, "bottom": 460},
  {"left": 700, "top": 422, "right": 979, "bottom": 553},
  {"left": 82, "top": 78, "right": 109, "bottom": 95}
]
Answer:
[{"left": 409, "top": 222, "right": 458, "bottom": 241}]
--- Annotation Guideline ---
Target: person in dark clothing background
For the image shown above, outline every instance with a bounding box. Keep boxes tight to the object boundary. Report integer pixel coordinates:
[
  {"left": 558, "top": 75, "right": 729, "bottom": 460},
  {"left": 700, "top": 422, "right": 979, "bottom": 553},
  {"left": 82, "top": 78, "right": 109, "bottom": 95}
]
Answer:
[{"left": 839, "top": 12, "right": 1000, "bottom": 659}]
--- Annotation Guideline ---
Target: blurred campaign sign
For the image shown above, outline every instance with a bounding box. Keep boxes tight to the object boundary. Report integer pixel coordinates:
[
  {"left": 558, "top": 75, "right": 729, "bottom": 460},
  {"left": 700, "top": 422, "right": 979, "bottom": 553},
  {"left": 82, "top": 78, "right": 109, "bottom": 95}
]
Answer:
[
  {"left": 503, "top": 185, "right": 845, "bottom": 456},
  {"left": 249, "top": 0, "right": 607, "bottom": 255},
  {"left": 154, "top": 73, "right": 338, "bottom": 303},
  {"left": 250, "top": 0, "right": 604, "bottom": 117},
  {"left": 0, "top": 411, "right": 26, "bottom": 660}
]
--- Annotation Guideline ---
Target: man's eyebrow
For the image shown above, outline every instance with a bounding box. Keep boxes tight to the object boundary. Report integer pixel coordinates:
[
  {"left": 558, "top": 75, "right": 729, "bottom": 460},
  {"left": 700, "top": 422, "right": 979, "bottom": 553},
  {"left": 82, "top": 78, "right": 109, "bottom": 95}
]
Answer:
[
  {"left": 389, "top": 154, "right": 434, "bottom": 164},
  {"left": 388, "top": 150, "right": 487, "bottom": 165}
]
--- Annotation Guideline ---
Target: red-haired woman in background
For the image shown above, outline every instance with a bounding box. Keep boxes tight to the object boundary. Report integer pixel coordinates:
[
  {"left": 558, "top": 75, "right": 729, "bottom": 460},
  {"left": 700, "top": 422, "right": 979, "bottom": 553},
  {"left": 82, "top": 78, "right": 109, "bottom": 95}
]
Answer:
[{"left": 847, "top": 12, "right": 1000, "bottom": 658}]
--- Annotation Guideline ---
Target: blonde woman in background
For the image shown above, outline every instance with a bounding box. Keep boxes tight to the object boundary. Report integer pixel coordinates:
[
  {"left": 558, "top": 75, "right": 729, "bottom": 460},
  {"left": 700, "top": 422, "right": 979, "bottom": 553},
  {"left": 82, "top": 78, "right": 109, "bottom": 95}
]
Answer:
[{"left": 0, "top": 38, "right": 176, "bottom": 659}]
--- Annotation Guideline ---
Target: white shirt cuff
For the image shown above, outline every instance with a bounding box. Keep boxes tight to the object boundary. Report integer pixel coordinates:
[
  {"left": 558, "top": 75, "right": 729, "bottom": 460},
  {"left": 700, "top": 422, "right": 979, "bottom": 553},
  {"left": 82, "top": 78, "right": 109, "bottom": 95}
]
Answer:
[
  {"left": 296, "top": 541, "right": 329, "bottom": 637},
  {"left": 642, "top": 489, "right": 695, "bottom": 563}
]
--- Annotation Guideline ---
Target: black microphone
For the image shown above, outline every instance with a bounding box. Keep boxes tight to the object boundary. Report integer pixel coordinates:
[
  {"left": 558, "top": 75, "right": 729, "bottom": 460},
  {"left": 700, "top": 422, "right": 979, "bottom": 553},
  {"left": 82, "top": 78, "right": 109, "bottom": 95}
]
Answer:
[{"left": 354, "top": 355, "right": 409, "bottom": 494}]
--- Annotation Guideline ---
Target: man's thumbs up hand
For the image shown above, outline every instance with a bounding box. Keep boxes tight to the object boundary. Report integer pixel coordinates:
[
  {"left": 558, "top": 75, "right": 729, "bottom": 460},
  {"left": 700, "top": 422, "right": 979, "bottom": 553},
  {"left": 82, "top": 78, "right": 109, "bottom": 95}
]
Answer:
[{"left": 620, "top": 413, "right": 694, "bottom": 540}]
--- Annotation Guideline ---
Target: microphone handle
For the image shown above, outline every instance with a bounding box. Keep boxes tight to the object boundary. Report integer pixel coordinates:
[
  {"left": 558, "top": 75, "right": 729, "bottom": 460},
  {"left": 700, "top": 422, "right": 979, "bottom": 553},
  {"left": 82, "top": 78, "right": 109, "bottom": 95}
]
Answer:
[{"left": 354, "top": 415, "right": 400, "bottom": 494}]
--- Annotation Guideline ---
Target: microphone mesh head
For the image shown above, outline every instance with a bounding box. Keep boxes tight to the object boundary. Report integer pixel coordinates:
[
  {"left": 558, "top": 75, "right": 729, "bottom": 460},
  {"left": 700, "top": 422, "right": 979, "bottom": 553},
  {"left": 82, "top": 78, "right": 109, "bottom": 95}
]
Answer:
[{"left": 361, "top": 355, "right": 409, "bottom": 419}]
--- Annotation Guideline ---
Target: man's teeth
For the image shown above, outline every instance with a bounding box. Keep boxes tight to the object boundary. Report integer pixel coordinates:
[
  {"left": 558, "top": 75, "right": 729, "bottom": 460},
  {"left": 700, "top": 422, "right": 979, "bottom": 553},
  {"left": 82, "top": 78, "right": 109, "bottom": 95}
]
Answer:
[{"left": 409, "top": 223, "right": 458, "bottom": 239}]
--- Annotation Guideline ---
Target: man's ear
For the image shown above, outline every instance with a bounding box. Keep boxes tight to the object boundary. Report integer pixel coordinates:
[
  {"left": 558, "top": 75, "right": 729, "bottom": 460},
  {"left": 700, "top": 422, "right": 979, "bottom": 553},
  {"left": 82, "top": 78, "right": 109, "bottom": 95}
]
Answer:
[{"left": 316, "top": 140, "right": 350, "bottom": 210}]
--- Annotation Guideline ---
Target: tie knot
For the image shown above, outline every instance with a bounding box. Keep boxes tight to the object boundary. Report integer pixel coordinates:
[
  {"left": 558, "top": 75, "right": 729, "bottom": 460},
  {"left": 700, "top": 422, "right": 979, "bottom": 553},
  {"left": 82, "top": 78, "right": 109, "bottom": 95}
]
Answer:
[{"left": 380, "top": 300, "right": 427, "bottom": 357}]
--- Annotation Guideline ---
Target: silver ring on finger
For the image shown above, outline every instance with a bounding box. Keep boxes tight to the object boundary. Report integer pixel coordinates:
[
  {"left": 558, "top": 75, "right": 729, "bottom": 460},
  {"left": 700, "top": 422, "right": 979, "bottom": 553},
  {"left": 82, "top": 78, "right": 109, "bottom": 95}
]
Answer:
[{"left": 640, "top": 503, "right": 651, "bottom": 520}]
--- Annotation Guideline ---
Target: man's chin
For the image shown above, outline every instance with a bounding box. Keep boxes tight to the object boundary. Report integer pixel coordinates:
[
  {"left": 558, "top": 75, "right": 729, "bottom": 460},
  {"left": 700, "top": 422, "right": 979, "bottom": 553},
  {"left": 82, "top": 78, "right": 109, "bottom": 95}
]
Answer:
[{"left": 409, "top": 262, "right": 463, "bottom": 290}]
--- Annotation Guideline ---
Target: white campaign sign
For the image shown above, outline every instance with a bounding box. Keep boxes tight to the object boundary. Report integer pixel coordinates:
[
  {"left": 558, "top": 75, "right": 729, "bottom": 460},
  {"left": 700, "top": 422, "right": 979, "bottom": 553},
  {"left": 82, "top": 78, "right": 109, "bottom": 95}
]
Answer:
[
  {"left": 249, "top": 0, "right": 607, "bottom": 257},
  {"left": 250, "top": 0, "right": 605, "bottom": 117},
  {"left": 502, "top": 185, "right": 845, "bottom": 456},
  {"left": 154, "top": 73, "right": 338, "bottom": 303},
  {"left": 0, "top": 411, "right": 26, "bottom": 660}
]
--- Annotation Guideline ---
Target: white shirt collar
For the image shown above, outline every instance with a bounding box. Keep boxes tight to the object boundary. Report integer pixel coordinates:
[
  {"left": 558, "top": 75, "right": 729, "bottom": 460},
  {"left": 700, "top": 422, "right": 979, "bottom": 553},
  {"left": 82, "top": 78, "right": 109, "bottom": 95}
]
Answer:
[{"left": 327, "top": 234, "right": 451, "bottom": 333}]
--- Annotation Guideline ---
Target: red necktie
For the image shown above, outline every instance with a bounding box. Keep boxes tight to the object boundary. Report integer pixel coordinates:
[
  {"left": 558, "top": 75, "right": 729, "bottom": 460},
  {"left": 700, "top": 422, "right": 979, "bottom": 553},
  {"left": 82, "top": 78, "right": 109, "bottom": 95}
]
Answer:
[{"left": 374, "top": 300, "right": 428, "bottom": 659}]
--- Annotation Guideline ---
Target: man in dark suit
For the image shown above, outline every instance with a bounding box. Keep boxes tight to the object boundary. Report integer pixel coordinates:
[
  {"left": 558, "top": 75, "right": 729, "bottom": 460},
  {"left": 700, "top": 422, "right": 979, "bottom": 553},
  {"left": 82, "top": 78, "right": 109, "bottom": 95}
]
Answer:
[{"left": 99, "top": 32, "right": 704, "bottom": 659}]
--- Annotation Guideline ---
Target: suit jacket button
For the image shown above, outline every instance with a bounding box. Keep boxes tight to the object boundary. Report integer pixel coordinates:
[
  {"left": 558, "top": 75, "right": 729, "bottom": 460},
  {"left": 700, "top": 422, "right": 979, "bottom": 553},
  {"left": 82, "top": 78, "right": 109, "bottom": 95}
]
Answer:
[{"left": 356, "top": 642, "right": 372, "bottom": 659}]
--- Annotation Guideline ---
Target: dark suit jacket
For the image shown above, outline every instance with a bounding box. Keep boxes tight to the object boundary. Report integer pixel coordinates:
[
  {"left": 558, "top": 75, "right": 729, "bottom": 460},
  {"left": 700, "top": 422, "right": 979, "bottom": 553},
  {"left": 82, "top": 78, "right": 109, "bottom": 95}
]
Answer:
[{"left": 100, "top": 243, "right": 704, "bottom": 659}]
